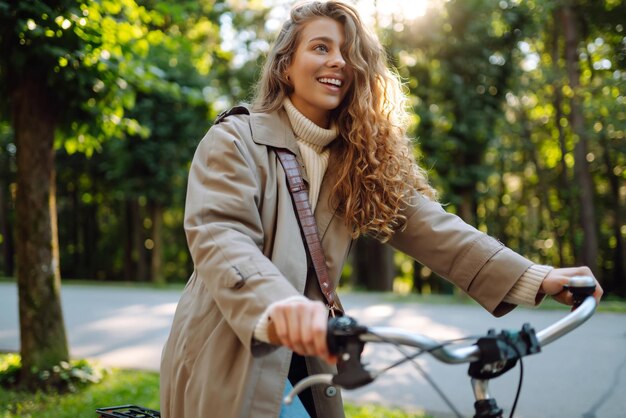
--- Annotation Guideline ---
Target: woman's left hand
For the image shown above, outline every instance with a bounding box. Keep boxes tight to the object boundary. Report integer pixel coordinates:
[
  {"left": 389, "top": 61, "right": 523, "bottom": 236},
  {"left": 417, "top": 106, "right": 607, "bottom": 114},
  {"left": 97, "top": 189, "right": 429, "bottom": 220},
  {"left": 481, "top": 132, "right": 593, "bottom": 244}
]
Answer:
[{"left": 540, "top": 266, "right": 603, "bottom": 306}]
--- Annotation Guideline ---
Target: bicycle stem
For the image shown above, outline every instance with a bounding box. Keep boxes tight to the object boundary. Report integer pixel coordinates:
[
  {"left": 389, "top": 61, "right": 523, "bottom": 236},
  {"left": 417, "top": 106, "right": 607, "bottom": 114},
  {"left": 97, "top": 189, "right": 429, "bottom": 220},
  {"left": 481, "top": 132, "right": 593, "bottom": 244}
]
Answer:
[{"left": 471, "top": 378, "right": 492, "bottom": 401}]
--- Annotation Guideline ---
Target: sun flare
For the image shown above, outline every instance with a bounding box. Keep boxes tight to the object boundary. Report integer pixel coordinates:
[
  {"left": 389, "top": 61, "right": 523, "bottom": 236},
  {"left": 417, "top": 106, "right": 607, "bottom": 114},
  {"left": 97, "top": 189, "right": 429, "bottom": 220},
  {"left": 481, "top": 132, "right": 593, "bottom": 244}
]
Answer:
[
  {"left": 383, "top": 0, "right": 429, "bottom": 20},
  {"left": 358, "top": 0, "right": 433, "bottom": 23}
]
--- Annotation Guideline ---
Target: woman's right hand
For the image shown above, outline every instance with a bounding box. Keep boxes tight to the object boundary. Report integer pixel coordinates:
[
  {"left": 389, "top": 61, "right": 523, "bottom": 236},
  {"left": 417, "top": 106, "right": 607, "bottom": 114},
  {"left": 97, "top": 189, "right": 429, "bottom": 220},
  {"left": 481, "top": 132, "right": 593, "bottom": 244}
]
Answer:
[{"left": 267, "top": 298, "right": 336, "bottom": 364}]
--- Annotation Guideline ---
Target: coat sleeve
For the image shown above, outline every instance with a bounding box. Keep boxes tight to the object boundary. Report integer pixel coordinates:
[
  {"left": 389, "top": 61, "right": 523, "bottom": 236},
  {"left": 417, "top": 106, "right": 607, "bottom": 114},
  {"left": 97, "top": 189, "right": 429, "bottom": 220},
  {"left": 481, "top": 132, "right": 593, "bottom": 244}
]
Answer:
[
  {"left": 389, "top": 192, "right": 533, "bottom": 316},
  {"left": 184, "top": 117, "right": 301, "bottom": 352}
]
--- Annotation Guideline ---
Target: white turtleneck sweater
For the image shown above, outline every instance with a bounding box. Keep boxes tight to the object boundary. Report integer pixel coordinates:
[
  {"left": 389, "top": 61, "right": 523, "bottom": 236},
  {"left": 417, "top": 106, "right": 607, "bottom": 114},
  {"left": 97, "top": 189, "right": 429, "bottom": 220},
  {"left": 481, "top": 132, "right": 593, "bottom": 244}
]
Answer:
[{"left": 283, "top": 97, "right": 338, "bottom": 212}]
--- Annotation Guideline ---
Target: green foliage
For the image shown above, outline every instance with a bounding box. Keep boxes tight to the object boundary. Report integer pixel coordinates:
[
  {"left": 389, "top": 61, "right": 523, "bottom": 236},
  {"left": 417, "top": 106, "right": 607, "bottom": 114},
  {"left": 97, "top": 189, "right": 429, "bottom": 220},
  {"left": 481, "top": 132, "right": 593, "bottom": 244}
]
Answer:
[
  {"left": 0, "top": 357, "right": 157, "bottom": 418},
  {"left": 379, "top": 0, "right": 626, "bottom": 293},
  {"left": 0, "top": 353, "right": 106, "bottom": 394},
  {"left": 0, "top": 0, "right": 624, "bottom": 293},
  {"left": 408, "top": 0, "right": 527, "bottom": 199},
  {"left": 0, "top": 0, "right": 132, "bottom": 150},
  {"left": 48, "top": 0, "right": 259, "bottom": 283},
  {"left": 344, "top": 403, "right": 433, "bottom": 418}
]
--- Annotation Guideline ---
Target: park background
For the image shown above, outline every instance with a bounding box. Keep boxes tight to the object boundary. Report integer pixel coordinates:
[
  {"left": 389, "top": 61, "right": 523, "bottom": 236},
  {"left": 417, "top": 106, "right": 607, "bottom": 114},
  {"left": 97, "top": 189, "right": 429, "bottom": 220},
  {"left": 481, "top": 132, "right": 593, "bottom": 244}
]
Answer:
[{"left": 0, "top": 0, "right": 625, "bottom": 412}]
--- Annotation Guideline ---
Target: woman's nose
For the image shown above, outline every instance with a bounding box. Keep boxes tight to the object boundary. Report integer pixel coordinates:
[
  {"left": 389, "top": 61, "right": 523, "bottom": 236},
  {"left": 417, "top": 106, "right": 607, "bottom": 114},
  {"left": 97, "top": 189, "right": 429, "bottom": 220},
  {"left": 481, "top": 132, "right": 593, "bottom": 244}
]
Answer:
[{"left": 327, "top": 51, "right": 346, "bottom": 68}]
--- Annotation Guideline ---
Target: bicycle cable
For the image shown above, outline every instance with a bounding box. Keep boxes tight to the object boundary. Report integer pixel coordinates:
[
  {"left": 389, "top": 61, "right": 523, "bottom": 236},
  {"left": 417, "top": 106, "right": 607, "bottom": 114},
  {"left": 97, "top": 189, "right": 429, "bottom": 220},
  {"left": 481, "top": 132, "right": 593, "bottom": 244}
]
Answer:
[
  {"left": 367, "top": 331, "right": 483, "bottom": 418},
  {"left": 366, "top": 331, "right": 525, "bottom": 418},
  {"left": 500, "top": 338, "right": 524, "bottom": 418}
]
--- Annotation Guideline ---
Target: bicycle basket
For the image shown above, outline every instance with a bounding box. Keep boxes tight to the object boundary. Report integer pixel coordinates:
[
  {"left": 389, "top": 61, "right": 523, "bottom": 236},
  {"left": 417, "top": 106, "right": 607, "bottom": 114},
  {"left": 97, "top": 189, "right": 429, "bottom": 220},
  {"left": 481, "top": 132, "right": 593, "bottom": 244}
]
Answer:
[{"left": 96, "top": 404, "right": 161, "bottom": 418}]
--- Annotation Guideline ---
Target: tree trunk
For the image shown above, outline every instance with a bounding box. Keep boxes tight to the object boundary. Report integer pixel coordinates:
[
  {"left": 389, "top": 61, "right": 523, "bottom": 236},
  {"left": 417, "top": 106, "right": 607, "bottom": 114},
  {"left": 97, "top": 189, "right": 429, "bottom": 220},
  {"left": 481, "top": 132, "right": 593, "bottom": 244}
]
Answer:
[
  {"left": 123, "top": 200, "right": 135, "bottom": 281},
  {"left": 551, "top": 8, "right": 573, "bottom": 266},
  {"left": 150, "top": 202, "right": 165, "bottom": 284},
  {"left": 12, "top": 75, "right": 69, "bottom": 388},
  {"left": 70, "top": 183, "right": 80, "bottom": 277},
  {"left": 458, "top": 187, "right": 477, "bottom": 226},
  {"left": 0, "top": 180, "right": 15, "bottom": 277},
  {"left": 83, "top": 201, "right": 99, "bottom": 280},
  {"left": 552, "top": 87, "right": 567, "bottom": 266},
  {"left": 353, "top": 236, "right": 395, "bottom": 291},
  {"left": 123, "top": 199, "right": 148, "bottom": 281},
  {"left": 495, "top": 151, "right": 510, "bottom": 246},
  {"left": 561, "top": 6, "right": 599, "bottom": 274},
  {"left": 133, "top": 200, "right": 147, "bottom": 281},
  {"left": 599, "top": 129, "right": 626, "bottom": 296},
  {"left": 412, "top": 260, "right": 424, "bottom": 294}
]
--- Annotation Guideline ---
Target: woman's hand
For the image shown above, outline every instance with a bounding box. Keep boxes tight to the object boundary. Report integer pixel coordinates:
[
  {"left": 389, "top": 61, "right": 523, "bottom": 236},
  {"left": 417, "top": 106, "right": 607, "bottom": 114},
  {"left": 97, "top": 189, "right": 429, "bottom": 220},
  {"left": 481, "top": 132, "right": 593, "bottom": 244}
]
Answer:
[
  {"left": 540, "top": 266, "right": 603, "bottom": 306},
  {"left": 267, "top": 298, "right": 336, "bottom": 364}
]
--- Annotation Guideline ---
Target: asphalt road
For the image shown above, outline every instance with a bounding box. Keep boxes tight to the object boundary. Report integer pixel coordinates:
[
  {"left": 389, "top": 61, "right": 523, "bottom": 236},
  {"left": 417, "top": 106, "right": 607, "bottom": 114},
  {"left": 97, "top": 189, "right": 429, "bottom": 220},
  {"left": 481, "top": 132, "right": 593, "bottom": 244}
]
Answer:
[{"left": 1, "top": 282, "right": 625, "bottom": 417}]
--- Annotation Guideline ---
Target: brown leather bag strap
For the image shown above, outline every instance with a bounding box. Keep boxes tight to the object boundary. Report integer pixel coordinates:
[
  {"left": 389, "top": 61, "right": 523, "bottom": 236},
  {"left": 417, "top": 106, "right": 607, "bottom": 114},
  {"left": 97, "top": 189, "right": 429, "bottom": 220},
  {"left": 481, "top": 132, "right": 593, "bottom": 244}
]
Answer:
[{"left": 274, "top": 148, "right": 339, "bottom": 313}]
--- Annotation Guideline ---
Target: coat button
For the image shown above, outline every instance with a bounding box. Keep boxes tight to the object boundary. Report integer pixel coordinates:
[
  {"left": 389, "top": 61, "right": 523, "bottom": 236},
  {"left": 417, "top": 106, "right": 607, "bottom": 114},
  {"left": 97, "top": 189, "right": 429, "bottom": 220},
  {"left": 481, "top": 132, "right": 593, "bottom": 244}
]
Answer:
[{"left": 325, "top": 385, "right": 337, "bottom": 398}]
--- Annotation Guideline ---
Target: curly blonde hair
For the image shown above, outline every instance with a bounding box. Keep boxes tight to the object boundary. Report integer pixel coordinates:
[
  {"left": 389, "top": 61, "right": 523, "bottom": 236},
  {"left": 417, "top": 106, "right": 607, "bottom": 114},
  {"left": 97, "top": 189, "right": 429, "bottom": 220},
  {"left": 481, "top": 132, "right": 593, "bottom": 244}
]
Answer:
[{"left": 253, "top": 1, "right": 436, "bottom": 241}]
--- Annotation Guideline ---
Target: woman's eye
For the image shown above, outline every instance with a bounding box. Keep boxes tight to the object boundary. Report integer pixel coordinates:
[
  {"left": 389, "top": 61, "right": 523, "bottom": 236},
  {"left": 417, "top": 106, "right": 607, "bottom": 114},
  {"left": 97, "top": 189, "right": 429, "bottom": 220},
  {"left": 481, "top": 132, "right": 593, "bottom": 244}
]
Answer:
[{"left": 314, "top": 44, "right": 329, "bottom": 53}]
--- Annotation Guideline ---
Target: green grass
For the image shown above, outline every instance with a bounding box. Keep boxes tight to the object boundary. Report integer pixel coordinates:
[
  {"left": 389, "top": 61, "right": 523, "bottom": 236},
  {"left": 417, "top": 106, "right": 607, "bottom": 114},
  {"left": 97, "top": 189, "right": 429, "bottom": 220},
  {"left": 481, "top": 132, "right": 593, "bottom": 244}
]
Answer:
[
  {"left": 0, "top": 354, "right": 432, "bottom": 418},
  {"left": 0, "top": 368, "right": 160, "bottom": 418},
  {"left": 345, "top": 404, "right": 433, "bottom": 417}
]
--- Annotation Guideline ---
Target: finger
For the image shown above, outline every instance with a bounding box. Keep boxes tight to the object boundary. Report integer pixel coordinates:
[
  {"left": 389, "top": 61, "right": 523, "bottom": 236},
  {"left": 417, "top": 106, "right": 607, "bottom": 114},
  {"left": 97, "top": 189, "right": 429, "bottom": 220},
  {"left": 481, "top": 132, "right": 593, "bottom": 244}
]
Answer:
[
  {"left": 592, "top": 281, "right": 604, "bottom": 302},
  {"left": 269, "top": 305, "right": 290, "bottom": 346},
  {"left": 552, "top": 288, "right": 573, "bottom": 306},
  {"left": 310, "top": 303, "right": 329, "bottom": 359},
  {"left": 285, "top": 304, "right": 306, "bottom": 355},
  {"left": 297, "top": 305, "right": 316, "bottom": 356}
]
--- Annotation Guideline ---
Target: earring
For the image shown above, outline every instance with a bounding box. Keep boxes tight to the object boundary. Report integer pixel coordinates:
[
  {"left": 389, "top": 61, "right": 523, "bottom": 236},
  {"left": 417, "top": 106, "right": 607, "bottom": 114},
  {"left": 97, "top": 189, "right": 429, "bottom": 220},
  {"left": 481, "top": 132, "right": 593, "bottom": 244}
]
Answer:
[{"left": 285, "top": 74, "right": 290, "bottom": 81}]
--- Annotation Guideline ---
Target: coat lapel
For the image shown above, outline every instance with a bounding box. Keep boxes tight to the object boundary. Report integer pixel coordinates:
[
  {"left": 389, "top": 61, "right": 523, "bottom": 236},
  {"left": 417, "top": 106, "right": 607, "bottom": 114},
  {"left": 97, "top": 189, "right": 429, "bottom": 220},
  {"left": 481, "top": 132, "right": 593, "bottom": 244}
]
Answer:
[
  {"left": 249, "top": 109, "right": 309, "bottom": 184},
  {"left": 315, "top": 147, "right": 340, "bottom": 240}
]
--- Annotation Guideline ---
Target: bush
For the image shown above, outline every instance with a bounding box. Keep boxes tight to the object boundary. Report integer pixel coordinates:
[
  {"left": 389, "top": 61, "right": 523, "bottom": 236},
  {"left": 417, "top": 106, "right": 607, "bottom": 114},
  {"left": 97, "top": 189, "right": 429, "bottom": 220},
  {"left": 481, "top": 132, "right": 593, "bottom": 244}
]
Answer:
[{"left": 0, "top": 353, "right": 107, "bottom": 393}]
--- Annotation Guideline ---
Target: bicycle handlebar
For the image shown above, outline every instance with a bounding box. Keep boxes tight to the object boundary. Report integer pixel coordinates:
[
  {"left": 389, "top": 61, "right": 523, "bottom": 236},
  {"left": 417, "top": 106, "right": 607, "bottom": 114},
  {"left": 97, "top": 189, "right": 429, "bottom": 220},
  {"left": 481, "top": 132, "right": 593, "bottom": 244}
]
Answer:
[
  {"left": 357, "top": 294, "right": 596, "bottom": 364},
  {"left": 267, "top": 276, "right": 597, "bottom": 404}
]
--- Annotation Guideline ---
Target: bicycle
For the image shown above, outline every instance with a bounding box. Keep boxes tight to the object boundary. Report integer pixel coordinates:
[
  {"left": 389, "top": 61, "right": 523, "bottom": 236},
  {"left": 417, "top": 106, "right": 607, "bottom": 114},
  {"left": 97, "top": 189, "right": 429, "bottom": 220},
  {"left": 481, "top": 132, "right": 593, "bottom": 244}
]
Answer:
[
  {"left": 269, "top": 275, "right": 597, "bottom": 418},
  {"left": 95, "top": 275, "right": 596, "bottom": 418}
]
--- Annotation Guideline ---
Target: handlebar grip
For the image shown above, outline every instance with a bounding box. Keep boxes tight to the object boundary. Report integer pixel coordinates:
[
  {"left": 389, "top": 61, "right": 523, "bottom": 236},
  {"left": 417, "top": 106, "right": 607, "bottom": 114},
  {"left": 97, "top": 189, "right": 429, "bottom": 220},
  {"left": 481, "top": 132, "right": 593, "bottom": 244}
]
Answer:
[{"left": 564, "top": 275, "right": 596, "bottom": 309}]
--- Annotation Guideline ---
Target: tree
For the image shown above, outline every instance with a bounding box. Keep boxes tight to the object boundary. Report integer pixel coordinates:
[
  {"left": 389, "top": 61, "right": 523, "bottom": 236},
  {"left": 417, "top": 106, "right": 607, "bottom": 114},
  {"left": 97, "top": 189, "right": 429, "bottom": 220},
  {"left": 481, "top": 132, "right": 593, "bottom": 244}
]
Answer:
[
  {"left": 80, "top": 0, "right": 257, "bottom": 284},
  {"left": 561, "top": 4, "right": 599, "bottom": 275},
  {"left": 389, "top": 0, "right": 529, "bottom": 224},
  {"left": 377, "top": 0, "right": 529, "bottom": 292},
  {"left": 0, "top": 0, "right": 148, "bottom": 389},
  {"left": 353, "top": 237, "right": 396, "bottom": 291},
  {"left": 0, "top": 122, "right": 14, "bottom": 277}
]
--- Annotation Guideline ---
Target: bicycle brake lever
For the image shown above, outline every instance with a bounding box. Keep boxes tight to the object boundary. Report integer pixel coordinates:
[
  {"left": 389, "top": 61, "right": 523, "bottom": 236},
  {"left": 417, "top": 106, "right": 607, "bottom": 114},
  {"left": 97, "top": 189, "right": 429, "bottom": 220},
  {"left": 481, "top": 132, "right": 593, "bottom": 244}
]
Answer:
[{"left": 327, "top": 316, "right": 375, "bottom": 389}]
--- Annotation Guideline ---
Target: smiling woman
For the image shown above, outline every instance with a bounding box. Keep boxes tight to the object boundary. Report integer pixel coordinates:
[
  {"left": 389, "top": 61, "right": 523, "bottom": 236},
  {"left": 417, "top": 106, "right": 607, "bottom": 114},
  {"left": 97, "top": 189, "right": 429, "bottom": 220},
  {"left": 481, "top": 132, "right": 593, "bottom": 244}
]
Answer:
[{"left": 159, "top": 1, "right": 602, "bottom": 418}]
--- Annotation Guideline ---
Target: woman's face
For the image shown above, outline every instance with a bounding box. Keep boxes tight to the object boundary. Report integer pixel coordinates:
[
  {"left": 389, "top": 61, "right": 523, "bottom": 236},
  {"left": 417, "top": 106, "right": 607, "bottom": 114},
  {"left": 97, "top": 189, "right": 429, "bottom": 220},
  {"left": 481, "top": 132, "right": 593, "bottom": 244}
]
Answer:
[{"left": 286, "top": 17, "right": 354, "bottom": 127}]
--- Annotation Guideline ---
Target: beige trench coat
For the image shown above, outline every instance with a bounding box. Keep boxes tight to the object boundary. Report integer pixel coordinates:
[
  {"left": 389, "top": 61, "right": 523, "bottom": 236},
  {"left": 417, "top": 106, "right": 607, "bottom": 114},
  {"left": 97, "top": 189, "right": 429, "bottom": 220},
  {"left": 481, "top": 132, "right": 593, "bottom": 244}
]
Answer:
[{"left": 159, "top": 107, "right": 533, "bottom": 418}]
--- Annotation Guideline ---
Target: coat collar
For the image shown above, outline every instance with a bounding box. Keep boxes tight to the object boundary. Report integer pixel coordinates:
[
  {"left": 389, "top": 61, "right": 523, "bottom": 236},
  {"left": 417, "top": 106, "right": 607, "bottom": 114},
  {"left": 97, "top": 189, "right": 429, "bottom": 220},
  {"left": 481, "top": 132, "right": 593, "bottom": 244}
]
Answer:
[
  {"left": 249, "top": 108, "right": 300, "bottom": 156},
  {"left": 250, "top": 108, "right": 309, "bottom": 184}
]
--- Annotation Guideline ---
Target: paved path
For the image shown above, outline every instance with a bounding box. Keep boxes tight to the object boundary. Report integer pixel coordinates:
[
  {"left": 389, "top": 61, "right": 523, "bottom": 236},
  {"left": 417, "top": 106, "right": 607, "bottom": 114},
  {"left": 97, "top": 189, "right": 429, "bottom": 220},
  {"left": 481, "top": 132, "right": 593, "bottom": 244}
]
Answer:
[{"left": 1, "top": 282, "right": 625, "bottom": 417}]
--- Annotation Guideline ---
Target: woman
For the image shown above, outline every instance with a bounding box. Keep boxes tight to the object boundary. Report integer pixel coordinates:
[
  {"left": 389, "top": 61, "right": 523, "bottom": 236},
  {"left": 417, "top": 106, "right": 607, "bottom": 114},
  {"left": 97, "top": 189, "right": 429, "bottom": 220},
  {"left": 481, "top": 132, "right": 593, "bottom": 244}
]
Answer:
[{"left": 160, "top": 2, "right": 603, "bottom": 417}]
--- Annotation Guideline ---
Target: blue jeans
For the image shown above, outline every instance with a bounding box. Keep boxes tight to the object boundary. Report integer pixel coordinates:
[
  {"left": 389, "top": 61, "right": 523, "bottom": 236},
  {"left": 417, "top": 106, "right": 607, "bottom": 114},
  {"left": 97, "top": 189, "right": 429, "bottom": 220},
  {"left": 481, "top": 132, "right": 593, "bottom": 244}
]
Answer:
[{"left": 279, "top": 379, "right": 310, "bottom": 418}]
